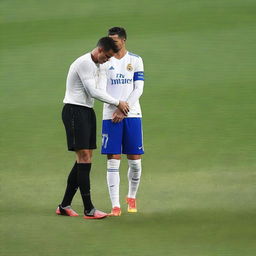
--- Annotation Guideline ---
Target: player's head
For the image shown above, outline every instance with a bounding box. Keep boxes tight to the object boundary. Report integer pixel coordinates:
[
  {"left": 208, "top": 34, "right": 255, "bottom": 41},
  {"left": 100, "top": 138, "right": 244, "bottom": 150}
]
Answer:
[
  {"left": 108, "top": 27, "right": 127, "bottom": 39},
  {"left": 108, "top": 27, "right": 127, "bottom": 51},
  {"left": 96, "top": 37, "right": 119, "bottom": 64}
]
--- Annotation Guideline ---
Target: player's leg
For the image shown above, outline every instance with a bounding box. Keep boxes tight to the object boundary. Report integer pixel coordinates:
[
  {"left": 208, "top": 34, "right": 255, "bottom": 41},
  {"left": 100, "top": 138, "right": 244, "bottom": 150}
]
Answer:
[
  {"left": 57, "top": 104, "right": 80, "bottom": 216},
  {"left": 127, "top": 155, "right": 142, "bottom": 199},
  {"left": 75, "top": 148, "right": 94, "bottom": 213},
  {"left": 58, "top": 146, "right": 93, "bottom": 210},
  {"left": 58, "top": 104, "right": 107, "bottom": 219},
  {"left": 101, "top": 120, "right": 123, "bottom": 216},
  {"left": 59, "top": 162, "right": 79, "bottom": 207},
  {"left": 107, "top": 154, "right": 121, "bottom": 216},
  {"left": 126, "top": 155, "right": 142, "bottom": 213},
  {"left": 56, "top": 165, "right": 79, "bottom": 216},
  {"left": 80, "top": 108, "right": 107, "bottom": 219},
  {"left": 123, "top": 118, "right": 144, "bottom": 213},
  {"left": 75, "top": 149, "right": 107, "bottom": 219}
]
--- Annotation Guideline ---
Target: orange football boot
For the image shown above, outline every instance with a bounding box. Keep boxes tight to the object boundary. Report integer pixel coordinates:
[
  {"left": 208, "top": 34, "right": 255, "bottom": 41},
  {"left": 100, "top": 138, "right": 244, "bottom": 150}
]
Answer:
[
  {"left": 84, "top": 209, "right": 108, "bottom": 219},
  {"left": 56, "top": 205, "right": 79, "bottom": 217},
  {"left": 126, "top": 197, "right": 137, "bottom": 213},
  {"left": 108, "top": 207, "right": 121, "bottom": 216}
]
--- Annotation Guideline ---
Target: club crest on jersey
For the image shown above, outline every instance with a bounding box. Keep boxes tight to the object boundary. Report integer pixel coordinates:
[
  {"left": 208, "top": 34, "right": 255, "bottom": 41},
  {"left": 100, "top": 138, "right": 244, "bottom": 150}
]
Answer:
[{"left": 127, "top": 64, "right": 133, "bottom": 71}]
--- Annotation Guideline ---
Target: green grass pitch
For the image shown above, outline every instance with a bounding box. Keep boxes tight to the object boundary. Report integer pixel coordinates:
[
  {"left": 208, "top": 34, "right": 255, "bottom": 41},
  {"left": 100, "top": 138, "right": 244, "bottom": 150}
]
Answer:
[{"left": 1, "top": 0, "right": 256, "bottom": 255}]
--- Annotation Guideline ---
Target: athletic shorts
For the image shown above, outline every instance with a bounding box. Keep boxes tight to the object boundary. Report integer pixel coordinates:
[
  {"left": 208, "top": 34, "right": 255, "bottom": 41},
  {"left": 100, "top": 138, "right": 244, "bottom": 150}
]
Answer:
[
  {"left": 62, "top": 104, "right": 97, "bottom": 151},
  {"left": 101, "top": 117, "right": 144, "bottom": 155}
]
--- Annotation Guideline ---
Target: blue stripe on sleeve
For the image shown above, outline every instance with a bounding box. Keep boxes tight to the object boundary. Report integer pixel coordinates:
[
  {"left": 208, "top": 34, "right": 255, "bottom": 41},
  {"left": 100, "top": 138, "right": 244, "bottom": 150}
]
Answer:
[{"left": 134, "top": 71, "right": 144, "bottom": 81}]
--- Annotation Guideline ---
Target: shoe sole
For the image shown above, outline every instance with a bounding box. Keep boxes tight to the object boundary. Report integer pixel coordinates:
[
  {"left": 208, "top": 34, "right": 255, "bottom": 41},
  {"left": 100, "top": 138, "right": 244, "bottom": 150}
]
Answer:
[
  {"left": 83, "top": 215, "right": 107, "bottom": 219},
  {"left": 56, "top": 208, "right": 79, "bottom": 217},
  {"left": 127, "top": 208, "right": 137, "bottom": 213},
  {"left": 108, "top": 212, "right": 121, "bottom": 216}
]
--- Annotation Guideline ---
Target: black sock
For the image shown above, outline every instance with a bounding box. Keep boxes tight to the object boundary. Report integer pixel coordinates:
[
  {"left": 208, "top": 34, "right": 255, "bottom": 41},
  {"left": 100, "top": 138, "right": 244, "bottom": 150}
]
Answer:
[
  {"left": 61, "top": 162, "right": 78, "bottom": 207},
  {"left": 77, "top": 163, "right": 94, "bottom": 213}
]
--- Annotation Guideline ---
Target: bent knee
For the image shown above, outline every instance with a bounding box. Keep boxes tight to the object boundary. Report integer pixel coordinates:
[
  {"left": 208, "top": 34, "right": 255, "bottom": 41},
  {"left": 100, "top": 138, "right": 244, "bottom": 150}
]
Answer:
[
  {"left": 76, "top": 150, "right": 92, "bottom": 163},
  {"left": 107, "top": 154, "right": 121, "bottom": 160}
]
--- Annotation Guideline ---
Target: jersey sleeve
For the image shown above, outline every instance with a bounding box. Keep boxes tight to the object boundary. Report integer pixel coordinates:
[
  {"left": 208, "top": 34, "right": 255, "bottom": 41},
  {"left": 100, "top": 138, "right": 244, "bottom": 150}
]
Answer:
[
  {"left": 75, "top": 61, "right": 119, "bottom": 106},
  {"left": 97, "top": 63, "right": 108, "bottom": 91},
  {"left": 127, "top": 57, "right": 144, "bottom": 107},
  {"left": 134, "top": 56, "right": 144, "bottom": 79}
]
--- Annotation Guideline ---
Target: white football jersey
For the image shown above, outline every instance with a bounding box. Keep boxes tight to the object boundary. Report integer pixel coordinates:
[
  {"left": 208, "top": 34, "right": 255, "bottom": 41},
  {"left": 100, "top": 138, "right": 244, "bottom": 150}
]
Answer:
[
  {"left": 63, "top": 53, "right": 119, "bottom": 108},
  {"left": 100, "top": 52, "right": 144, "bottom": 120}
]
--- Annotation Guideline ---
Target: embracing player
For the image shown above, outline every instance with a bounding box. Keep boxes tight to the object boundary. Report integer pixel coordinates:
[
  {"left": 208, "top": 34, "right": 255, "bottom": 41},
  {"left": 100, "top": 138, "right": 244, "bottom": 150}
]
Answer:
[
  {"left": 100, "top": 27, "right": 145, "bottom": 216},
  {"left": 56, "top": 37, "right": 129, "bottom": 219}
]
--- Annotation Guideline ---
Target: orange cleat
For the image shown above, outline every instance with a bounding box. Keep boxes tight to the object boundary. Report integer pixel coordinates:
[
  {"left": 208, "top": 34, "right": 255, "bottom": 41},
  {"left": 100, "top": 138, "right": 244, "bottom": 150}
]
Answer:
[
  {"left": 108, "top": 207, "right": 121, "bottom": 216},
  {"left": 126, "top": 197, "right": 137, "bottom": 213},
  {"left": 83, "top": 209, "right": 108, "bottom": 219},
  {"left": 56, "top": 205, "right": 79, "bottom": 217}
]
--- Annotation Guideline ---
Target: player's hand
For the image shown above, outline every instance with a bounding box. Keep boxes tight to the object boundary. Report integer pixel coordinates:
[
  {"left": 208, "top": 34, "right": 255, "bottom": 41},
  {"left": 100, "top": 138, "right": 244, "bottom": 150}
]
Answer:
[
  {"left": 117, "top": 101, "right": 129, "bottom": 115},
  {"left": 112, "top": 109, "right": 125, "bottom": 123}
]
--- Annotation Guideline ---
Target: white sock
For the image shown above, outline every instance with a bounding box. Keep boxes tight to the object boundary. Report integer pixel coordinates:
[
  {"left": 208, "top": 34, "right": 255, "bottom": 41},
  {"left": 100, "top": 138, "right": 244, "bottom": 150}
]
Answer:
[
  {"left": 127, "top": 159, "right": 142, "bottom": 198},
  {"left": 107, "top": 159, "right": 121, "bottom": 208}
]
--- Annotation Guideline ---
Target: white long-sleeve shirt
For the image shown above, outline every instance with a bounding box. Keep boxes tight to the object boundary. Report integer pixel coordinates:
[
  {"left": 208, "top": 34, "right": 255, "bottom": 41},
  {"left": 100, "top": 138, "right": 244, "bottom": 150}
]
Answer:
[
  {"left": 100, "top": 52, "right": 144, "bottom": 120},
  {"left": 63, "top": 53, "right": 119, "bottom": 107}
]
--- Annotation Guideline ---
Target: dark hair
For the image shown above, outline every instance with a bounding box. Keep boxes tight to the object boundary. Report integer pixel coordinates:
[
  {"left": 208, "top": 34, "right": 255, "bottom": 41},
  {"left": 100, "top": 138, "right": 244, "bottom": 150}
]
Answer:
[
  {"left": 97, "top": 37, "right": 119, "bottom": 53},
  {"left": 108, "top": 27, "right": 127, "bottom": 39}
]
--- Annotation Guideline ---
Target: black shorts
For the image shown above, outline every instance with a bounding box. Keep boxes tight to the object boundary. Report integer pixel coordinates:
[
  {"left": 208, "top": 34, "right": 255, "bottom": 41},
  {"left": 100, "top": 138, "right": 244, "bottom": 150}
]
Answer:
[{"left": 62, "top": 104, "right": 97, "bottom": 151}]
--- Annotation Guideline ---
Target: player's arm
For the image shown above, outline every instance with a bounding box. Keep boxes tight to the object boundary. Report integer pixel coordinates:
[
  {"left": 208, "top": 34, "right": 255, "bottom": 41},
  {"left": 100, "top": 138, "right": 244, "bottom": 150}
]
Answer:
[
  {"left": 76, "top": 65, "right": 129, "bottom": 114},
  {"left": 97, "top": 64, "right": 107, "bottom": 91},
  {"left": 83, "top": 78, "right": 129, "bottom": 114},
  {"left": 112, "top": 77, "right": 144, "bottom": 123},
  {"left": 126, "top": 57, "right": 144, "bottom": 107},
  {"left": 126, "top": 77, "right": 144, "bottom": 107},
  {"left": 112, "top": 76, "right": 144, "bottom": 123}
]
